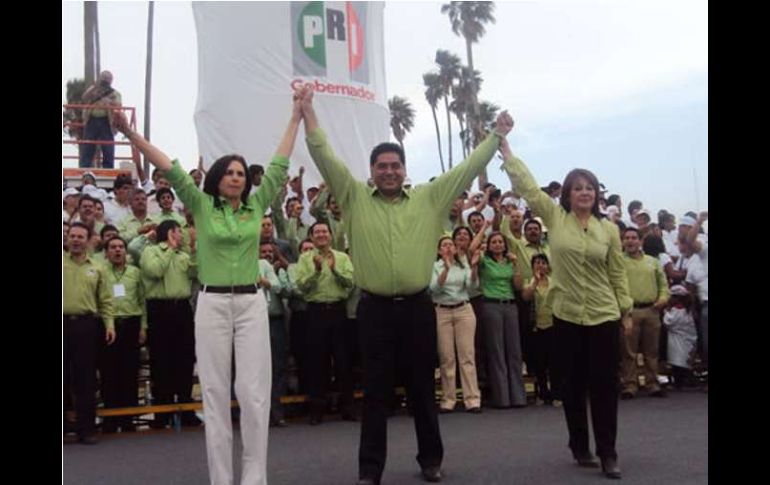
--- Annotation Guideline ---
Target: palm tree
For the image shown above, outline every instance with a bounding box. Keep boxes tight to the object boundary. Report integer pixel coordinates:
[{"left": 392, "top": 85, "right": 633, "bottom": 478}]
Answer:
[
  {"left": 452, "top": 66, "right": 483, "bottom": 158},
  {"left": 84, "top": 1, "right": 99, "bottom": 84},
  {"left": 144, "top": 1, "right": 156, "bottom": 176},
  {"left": 64, "top": 78, "right": 88, "bottom": 162},
  {"left": 474, "top": 100, "right": 500, "bottom": 133},
  {"left": 435, "top": 50, "right": 461, "bottom": 169},
  {"left": 388, "top": 96, "right": 415, "bottom": 152},
  {"left": 441, "top": 1, "right": 496, "bottom": 147},
  {"left": 423, "top": 72, "right": 446, "bottom": 173}
]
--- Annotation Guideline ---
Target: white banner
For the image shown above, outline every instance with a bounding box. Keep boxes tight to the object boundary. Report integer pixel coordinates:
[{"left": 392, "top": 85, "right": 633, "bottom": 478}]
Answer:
[{"left": 193, "top": 1, "right": 389, "bottom": 189}]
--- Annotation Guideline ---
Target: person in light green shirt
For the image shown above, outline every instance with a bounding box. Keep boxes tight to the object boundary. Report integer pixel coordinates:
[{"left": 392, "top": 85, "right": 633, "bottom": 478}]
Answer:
[
  {"left": 140, "top": 220, "right": 198, "bottom": 429},
  {"left": 101, "top": 235, "right": 146, "bottom": 433},
  {"left": 259, "top": 242, "right": 289, "bottom": 428},
  {"left": 285, "top": 239, "right": 316, "bottom": 395},
  {"left": 430, "top": 236, "right": 481, "bottom": 413},
  {"left": 309, "top": 185, "right": 348, "bottom": 252},
  {"left": 294, "top": 222, "right": 356, "bottom": 424},
  {"left": 521, "top": 253, "right": 559, "bottom": 406},
  {"left": 500, "top": 136, "right": 630, "bottom": 478},
  {"left": 114, "top": 93, "right": 303, "bottom": 485},
  {"left": 117, "top": 190, "right": 156, "bottom": 243},
  {"left": 620, "top": 227, "right": 670, "bottom": 399},
  {"left": 63, "top": 222, "right": 115, "bottom": 444},
  {"left": 298, "top": 87, "right": 513, "bottom": 484}
]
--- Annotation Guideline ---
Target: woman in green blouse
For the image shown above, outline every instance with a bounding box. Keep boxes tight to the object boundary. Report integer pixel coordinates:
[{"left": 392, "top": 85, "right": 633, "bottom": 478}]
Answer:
[
  {"left": 478, "top": 232, "right": 527, "bottom": 409},
  {"left": 113, "top": 91, "right": 304, "bottom": 485},
  {"left": 500, "top": 138, "right": 631, "bottom": 479}
]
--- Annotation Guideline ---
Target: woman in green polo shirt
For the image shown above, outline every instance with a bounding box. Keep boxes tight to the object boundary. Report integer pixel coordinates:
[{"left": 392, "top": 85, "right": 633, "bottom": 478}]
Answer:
[
  {"left": 478, "top": 232, "right": 527, "bottom": 409},
  {"left": 500, "top": 138, "right": 632, "bottom": 479},
  {"left": 113, "top": 92, "right": 304, "bottom": 485}
]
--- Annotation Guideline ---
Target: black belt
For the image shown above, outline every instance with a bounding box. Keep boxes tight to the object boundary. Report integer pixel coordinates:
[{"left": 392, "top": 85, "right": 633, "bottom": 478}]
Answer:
[
  {"left": 307, "top": 301, "right": 345, "bottom": 309},
  {"left": 361, "top": 288, "right": 427, "bottom": 302},
  {"left": 202, "top": 284, "right": 260, "bottom": 294},
  {"left": 435, "top": 301, "right": 468, "bottom": 309},
  {"left": 63, "top": 313, "right": 97, "bottom": 322},
  {"left": 483, "top": 297, "right": 515, "bottom": 304},
  {"left": 633, "top": 302, "right": 654, "bottom": 309}
]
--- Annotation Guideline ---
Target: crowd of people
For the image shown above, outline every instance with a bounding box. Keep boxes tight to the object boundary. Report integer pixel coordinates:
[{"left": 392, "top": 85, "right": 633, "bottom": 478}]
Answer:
[{"left": 64, "top": 86, "right": 708, "bottom": 484}]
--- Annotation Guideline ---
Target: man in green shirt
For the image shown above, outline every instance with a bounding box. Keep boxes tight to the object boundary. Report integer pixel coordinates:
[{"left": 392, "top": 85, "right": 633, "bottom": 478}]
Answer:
[
  {"left": 299, "top": 88, "right": 513, "bottom": 485},
  {"left": 140, "top": 220, "right": 198, "bottom": 428},
  {"left": 118, "top": 189, "right": 156, "bottom": 243},
  {"left": 295, "top": 222, "right": 355, "bottom": 425},
  {"left": 101, "top": 235, "right": 146, "bottom": 433},
  {"left": 620, "top": 227, "right": 670, "bottom": 399},
  {"left": 63, "top": 222, "right": 115, "bottom": 444}
]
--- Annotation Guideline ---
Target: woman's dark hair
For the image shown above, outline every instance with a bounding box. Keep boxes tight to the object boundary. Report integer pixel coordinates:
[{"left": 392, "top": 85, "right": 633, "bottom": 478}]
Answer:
[
  {"left": 642, "top": 235, "right": 666, "bottom": 258},
  {"left": 452, "top": 226, "right": 473, "bottom": 242},
  {"left": 560, "top": 169, "right": 603, "bottom": 218},
  {"left": 155, "top": 187, "right": 175, "bottom": 202},
  {"left": 531, "top": 252, "right": 550, "bottom": 269},
  {"left": 436, "top": 235, "right": 464, "bottom": 268},
  {"left": 484, "top": 231, "right": 510, "bottom": 261},
  {"left": 156, "top": 220, "right": 181, "bottom": 243},
  {"left": 203, "top": 154, "right": 250, "bottom": 209}
]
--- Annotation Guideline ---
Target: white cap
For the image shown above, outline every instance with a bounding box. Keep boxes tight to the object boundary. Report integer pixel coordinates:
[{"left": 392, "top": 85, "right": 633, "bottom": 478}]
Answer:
[
  {"left": 679, "top": 215, "right": 696, "bottom": 227},
  {"left": 62, "top": 187, "right": 80, "bottom": 199},
  {"left": 81, "top": 184, "right": 99, "bottom": 197},
  {"left": 501, "top": 197, "right": 516, "bottom": 206},
  {"left": 670, "top": 284, "right": 689, "bottom": 296},
  {"left": 635, "top": 209, "right": 651, "bottom": 220}
]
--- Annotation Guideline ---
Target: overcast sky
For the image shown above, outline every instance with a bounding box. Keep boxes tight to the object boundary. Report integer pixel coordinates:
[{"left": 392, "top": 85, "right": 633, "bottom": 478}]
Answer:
[{"left": 62, "top": 0, "right": 708, "bottom": 218}]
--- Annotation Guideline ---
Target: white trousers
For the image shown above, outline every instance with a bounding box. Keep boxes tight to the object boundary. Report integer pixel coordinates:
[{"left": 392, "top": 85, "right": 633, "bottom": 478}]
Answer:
[{"left": 196, "top": 291, "right": 272, "bottom": 485}]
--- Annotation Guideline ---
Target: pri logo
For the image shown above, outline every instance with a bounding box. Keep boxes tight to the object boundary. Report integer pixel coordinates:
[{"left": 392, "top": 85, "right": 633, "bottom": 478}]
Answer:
[{"left": 291, "top": 2, "right": 369, "bottom": 84}]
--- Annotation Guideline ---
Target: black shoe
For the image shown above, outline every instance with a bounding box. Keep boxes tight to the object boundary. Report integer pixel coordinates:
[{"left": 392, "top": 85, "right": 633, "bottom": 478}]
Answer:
[
  {"left": 309, "top": 415, "right": 322, "bottom": 426},
  {"left": 181, "top": 414, "right": 203, "bottom": 427},
  {"left": 421, "top": 466, "right": 443, "bottom": 482},
  {"left": 78, "top": 434, "right": 99, "bottom": 445},
  {"left": 650, "top": 389, "right": 668, "bottom": 398},
  {"left": 271, "top": 418, "right": 288, "bottom": 428},
  {"left": 341, "top": 412, "right": 359, "bottom": 422},
  {"left": 102, "top": 422, "right": 118, "bottom": 434},
  {"left": 620, "top": 391, "right": 635, "bottom": 400},
  {"left": 438, "top": 407, "right": 453, "bottom": 414},
  {"left": 121, "top": 423, "right": 137, "bottom": 433},
  {"left": 149, "top": 418, "right": 168, "bottom": 429},
  {"left": 466, "top": 407, "right": 482, "bottom": 414},
  {"left": 601, "top": 457, "right": 622, "bottom": 479},
  {"left": 573, "top": 451, "right": 600, "bottom": 468}
]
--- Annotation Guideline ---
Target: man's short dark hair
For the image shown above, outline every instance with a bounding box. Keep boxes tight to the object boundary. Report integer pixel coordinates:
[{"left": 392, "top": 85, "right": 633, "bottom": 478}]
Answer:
[
  {"left": 622, "top": 227, "right": 641, "bottom": 238},
  {"left": 100, "top": 224, "right": 118, "bottom": 238},
  {"left": 524, "top": 219, "right": 542, "bottom": 231},
  {"left": 69, "top": 222, "right": 92, "bottom": 239},
  {"left": 113, "top": 175, "right": 133, "bottom": 191},
  {"left": 467, "top": 211, "right": 484, "bottom": 222},
  {"left": 105, "top": 235, "right": 127, "bottom": 249},
  {"left": 309, "top": 221, "right": 332, "bottom": 237},
  {"left": 627, "top": 200, "right": 643, "bottom": 215},
  {"left": 156, "top": 220, "right": 181, "bottom": 243},
  {"left": 370, "top": 142, "right": 404, "bottom": 166},
  {"left": 248, "top": 164, "right": 264, "bottom": 178},
  {"left": 78, "top": 195, "right": 97, "bottom": 208}
]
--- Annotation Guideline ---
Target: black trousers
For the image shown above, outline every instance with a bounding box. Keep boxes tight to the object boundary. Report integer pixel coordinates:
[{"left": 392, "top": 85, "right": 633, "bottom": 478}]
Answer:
[
  {"left": 63, "top": 315, "right": 102, "bottom": 437},
  {"left": 306, "top": 301, "right": 354, "bottom": 417},
  {"left": 357, "top": 290, "right": 443, "bottom": 481},
  {"left": 146, "top": 299, "right": 195, "bottom": 412},
  {"left": 100, "top": 316, "right": 141, "bottom": 427},
  {"left": 516, "top": 298, "right": 534, "bottom": 374},
  {"left": 553, "top": 317, "right": 620, "bottom": 460},
  {"left": 470, "top": 295, "right": 487, "bottom": 384},
  {"left": 289, "top": 309, "right": 309, "bottom": 394},
  {"left": 530, "top": 326, "right": 558, "bottom": 401}
]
